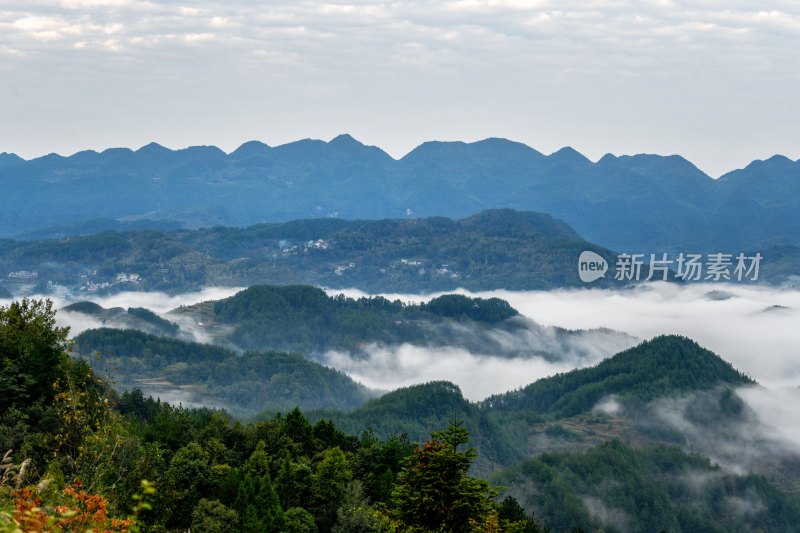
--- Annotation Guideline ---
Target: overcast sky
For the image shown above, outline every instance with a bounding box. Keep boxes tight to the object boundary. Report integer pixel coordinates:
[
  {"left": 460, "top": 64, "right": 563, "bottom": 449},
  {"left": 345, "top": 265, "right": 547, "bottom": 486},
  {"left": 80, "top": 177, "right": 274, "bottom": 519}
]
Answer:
[{"left": 1, "top": 0, "right": 798, "bottom": 176}]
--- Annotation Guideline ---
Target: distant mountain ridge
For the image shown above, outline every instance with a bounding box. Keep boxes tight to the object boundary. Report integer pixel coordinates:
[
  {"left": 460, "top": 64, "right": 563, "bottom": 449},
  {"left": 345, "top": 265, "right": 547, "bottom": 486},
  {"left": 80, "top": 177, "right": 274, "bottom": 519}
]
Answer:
[
  {"left": 0, "top": 209, "right": 623, "bottom": 294},
  {"left": 1, "top": 136, "right": 798, "bottom": 252}
]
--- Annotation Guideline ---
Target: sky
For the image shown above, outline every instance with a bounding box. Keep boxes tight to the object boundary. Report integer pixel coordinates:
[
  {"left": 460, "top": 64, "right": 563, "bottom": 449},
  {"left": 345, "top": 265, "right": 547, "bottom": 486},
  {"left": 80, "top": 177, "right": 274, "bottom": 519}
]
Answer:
[{"left": 0, "top": 0, "right": 798, "bottom": 177}]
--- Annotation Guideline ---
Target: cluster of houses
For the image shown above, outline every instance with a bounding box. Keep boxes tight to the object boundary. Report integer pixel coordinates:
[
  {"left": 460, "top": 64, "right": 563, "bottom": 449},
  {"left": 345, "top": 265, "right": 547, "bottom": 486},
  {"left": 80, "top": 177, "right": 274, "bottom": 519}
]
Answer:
[
  {"left": 281, "top": 239, "right": 334, "bottom": 257},
  {"left": 78, "top": 272, "right": 141, "bottom": 292},
  {"left": 7, "top": 270, "right": 38, "bottom": 280}
]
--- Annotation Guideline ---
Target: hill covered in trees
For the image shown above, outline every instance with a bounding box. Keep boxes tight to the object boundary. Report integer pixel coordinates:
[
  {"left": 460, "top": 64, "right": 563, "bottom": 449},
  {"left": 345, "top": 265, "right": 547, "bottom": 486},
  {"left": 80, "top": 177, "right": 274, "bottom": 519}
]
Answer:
[
  {"left": 0, "top": 209, "right": 621, "bottom": 295},
  {"left": 59, "top": 284, "right": 635, "bottom": 363},
  {"left": 62, "top": 301, "right": 180, "bottom": 337},
  {"left": 495, "top": 440, "right": 800, "bottom": 533},
  {"left": 3, "top": 298, "right": 800, "bottom": 532},
  {"left": 168, "top": 284, "right": 632, "bottom": 360},
  {"left": 482, "top": 335, "right": 755, "bottom": 419},
  {"left": 74, "top": 328, "right": 374, "bottom": 416}
]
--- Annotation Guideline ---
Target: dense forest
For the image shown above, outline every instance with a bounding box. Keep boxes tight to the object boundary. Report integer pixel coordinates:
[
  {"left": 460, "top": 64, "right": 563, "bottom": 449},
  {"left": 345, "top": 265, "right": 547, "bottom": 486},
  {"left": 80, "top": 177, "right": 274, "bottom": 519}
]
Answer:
[
  {"left": 74, "top": 328, "right": 375, "bottom": 416},
  {"left": 482, "top": 336, "right": 755, "bottom": 418},
  {"left": 494, "top": 440, "right": 800, "bottom": 532},
  {"left": 0, "top": 298, "right": 546, "bottom": 532},
  {"left": 3, "top": 299, "right": 799, "bottom": 532},
  {"left": 203, "top": 285, "right": 521, "bottom": 355},
  {"left": 66, "top": 285, "right": 633, "bottom": 362},
  {"left": 0, "top": 209, "right": 620, "bottom": 295}
]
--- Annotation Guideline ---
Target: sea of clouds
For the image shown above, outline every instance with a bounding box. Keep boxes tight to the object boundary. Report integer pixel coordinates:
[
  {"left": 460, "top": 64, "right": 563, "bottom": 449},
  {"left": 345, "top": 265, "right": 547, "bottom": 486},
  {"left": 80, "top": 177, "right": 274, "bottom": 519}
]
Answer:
[
  {"left": 328, "top": 282, "right": 800, "bottom": 396},
  {"left": 2, "top": 282, "right": 798, "bottom": 400}
]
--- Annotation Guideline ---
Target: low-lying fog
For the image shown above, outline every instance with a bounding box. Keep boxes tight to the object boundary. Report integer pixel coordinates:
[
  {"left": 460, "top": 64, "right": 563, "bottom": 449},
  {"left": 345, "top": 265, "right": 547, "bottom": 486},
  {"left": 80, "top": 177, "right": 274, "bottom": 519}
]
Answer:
[
  {"left": 2, "top": 282, "right": 798, "bottom": 401},
  {"left": 330, "top": 282, "right": 800, "bottom": 395}
]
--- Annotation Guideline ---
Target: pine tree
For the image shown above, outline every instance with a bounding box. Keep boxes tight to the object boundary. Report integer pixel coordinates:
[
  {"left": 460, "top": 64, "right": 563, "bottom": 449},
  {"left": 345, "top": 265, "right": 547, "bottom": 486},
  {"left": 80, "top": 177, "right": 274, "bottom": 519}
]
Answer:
[
  {"left": 234, "top": 441, "right": 285, "bottom": 533},
  {"left": 391, "top": 420, "right": 498, "bottom": 532}
]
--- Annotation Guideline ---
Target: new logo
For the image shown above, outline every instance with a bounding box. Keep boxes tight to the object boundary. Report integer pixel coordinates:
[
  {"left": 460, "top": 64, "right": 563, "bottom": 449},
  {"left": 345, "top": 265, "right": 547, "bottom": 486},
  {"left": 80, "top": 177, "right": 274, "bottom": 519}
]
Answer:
[{"left": 578, "top": 251, "right": 608, "bottom": 283}]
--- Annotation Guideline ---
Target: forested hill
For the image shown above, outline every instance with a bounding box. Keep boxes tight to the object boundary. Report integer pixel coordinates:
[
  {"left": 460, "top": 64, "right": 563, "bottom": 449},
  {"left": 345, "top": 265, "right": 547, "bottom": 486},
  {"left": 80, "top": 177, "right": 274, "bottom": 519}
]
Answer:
[
  {"left": 74, "top": 328, "right": 374, "bottom": 416},
  {"left": 200, "top": 285, "right": 518, "bottom": 355},
  {"left": 308, "top": 336, "right": 758, "bottom": 472},
  {"left": 482, "top": 335, "right": 755, "bottom": 419},
  {"left": 495, "top": 440, "right": 800, "bottom": 533},
  {"left": 169, "top": 284, "right": 635, "bottom": 360},
  {"left": 62, "top": 301, "right": 180, "bottom": 337},
  {"left": 2, "top": 136, "right": 799, "bottom": 254},
  {"left": 3, "top": 299, "right": 798, "bottom": 533},
  {"left": 0, "top": 209, "right": 621, "bottom": 294}
]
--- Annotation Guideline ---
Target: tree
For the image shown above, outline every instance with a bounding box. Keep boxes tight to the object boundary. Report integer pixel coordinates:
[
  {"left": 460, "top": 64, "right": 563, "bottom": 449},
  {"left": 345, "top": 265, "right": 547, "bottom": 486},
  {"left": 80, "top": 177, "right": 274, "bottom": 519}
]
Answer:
[
  {"left": 497, "top": 495, "right": 543, "bottom": 533},
  {"left": 391, "top": 420, "right": 498, "bottom": 532},
  {"left": 332, "top": 480, "right": 391, "bottom": 533},
  {"left": 191, "top": 498, "right": 240, "bottom": 533},
  {"left": 235, "top": 441, "right": 285, "bottom": 533},
  {"left": 284, "top": 507, "right": 317, "bottom": 533},
  {"left": 0, "top": 298, "right": 69, "bottom": 414},
  {"left": 311, "top": 447, "right": 352, "bottom": 532}
]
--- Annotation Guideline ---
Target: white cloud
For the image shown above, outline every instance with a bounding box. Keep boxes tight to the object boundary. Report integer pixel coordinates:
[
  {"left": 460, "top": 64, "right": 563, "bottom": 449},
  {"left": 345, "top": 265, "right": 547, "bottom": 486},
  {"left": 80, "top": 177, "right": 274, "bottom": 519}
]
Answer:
[
  {"left": 3, "top": 282, "right": 799, "bottom": 405},
  {"left": 322, "top": 343, "right": 580, "bottom": 400},
  {"left": 331, "top": 283, "right": 800, "bottom": 389},
  {"left": 0, "top": 0, "right": 797, "bottom": 174}
]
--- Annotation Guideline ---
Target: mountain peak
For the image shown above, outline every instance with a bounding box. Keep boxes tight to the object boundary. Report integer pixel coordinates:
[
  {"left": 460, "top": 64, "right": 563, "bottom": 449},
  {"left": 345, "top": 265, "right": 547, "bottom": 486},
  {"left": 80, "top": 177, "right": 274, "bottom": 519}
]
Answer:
[
  {"left": 719, "top": 154, "right": 799, "bottom": 183},
  {"left": 136, "top": 142, "right": 172, "bottom": 155},
  {"left": 329, "top": 133, "right": 363, "bottom": 146},
  {"left": 178, "top": 145, "right": 227, "bottom": 158},
  {"left": 0, "top": 152, "right": 25, "bottom": 167},
  {"left": 598, "top": 153, "right": 618, "bottom": 164},
  {"left": 549, "top": 146, "right": 591, "bottom": 165},
  {"left": 100, "top": 147, "right": 134, "bottom": 156},
  {"left": 230, "top": 140, "right": 271, "bottom": 159}
]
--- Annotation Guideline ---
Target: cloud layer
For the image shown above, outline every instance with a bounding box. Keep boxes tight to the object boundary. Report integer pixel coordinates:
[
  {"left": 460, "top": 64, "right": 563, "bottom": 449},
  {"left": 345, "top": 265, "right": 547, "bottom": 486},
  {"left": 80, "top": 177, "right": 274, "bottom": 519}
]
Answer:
[
  {"left": 1, "top": 1, "right": 798, "bottom": 175},
  {"left": 3, "top": 281, "right": 798, "bottom": 401},
  {"left": 332, "top": 282, "right": 800, "bottom": 391}
]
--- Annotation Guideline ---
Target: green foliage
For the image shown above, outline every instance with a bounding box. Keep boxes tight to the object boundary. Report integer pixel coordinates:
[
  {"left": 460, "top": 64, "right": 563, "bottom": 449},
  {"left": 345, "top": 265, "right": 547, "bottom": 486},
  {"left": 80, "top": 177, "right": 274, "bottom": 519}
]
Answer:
[
  {"left": 284, "top": 507, "right": 318, "bottom": 533},
  {"left": 485, "top": 335, "right": 755, "bottom": 419},
  {"left": 497, "top": 496, "right": 543, "bottom": 533},
  {"left": 235, "top": 443, "right": 285, "bottom": 533},
  {"left": 76, "top": 328, "right": 372, "bottom": 416},
  {"left": 209, "top": 284, "right": 523, "bottom": 355},
  {"left": 311, "top": 447, "right": 353, "bottom": 532},
  {"left": 126, "top": 307, "right": 180, "bottom": 336},
  {"left": 62, "top": 301, "right": 105, "bottom": 314},
  {"left": 391, "top": 420, "right": 498, "bottom": 532},
  {"left": 333, "top": 481, "right": 391, "bottom": 533},
  {"left": 498, "top": 440, "right": 800, "bottom": 533},
  {"left": 3, "top": 298, "right": 800, "bottom": 533},
  {"left": 0, "top": 209, "right": 607, "bottom": 294},
  {"left": 0, "top": 298, "right": 69, "bottom": 413},
  {"left": 422, "top": 294, "right": 518, "bottom": 323},
  {"left": 191, "top": 498, "right": 240, "bottom": 533},
  {"left": 309, "top": 381, "right": 523, "bottom": 473}
]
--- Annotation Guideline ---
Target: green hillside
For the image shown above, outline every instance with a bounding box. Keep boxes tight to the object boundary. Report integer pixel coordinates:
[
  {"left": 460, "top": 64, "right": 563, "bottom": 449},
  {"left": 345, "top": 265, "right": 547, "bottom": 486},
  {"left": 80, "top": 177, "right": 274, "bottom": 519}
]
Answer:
[
  {"left": 75, "top": 328, "right": 373, "bottom": 416},
  {"left": 483, "top": 335, "right": 755, "bottom": 419},
  {"left": 0, "top": 209, "right": 619, "bottom": 294},
  {"left": 62, "top": 301, "right": 181, "bottom": 337},
  {"left": 199, "top": 284, "right": 522, "bottom": 355},
  {"left": 4, "top": 297, "right": 799, "bottom": 533},
  {"left": 495, "top": 440, "right": 800, "bottom": 533}
]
